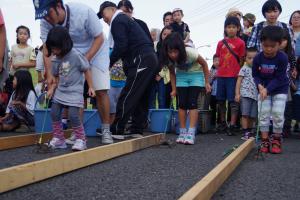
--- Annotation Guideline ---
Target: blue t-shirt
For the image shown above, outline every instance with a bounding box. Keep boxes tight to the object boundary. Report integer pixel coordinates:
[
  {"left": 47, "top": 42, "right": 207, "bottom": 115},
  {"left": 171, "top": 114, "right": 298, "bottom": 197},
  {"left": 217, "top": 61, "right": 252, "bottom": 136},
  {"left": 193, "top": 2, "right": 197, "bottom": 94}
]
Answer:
[{"left": 252, "top": 51, "right": 289, "bottom": 95}]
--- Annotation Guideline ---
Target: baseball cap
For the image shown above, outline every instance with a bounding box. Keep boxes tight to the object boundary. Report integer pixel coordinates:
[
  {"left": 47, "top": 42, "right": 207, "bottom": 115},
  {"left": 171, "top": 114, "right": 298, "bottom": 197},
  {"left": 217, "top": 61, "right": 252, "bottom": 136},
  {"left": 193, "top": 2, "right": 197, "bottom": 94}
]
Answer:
[
  {"left": 33, "top": 0, "right": 57, "bottom": 20},
  {"left": 97, "top": 1, "right": 117, "bottom": 19},
  {"left": 226, "top": 7, "right": 243, "bottom": 18},
  {"left": 172, "top": 8, "right": 183, "bottom": 14}
]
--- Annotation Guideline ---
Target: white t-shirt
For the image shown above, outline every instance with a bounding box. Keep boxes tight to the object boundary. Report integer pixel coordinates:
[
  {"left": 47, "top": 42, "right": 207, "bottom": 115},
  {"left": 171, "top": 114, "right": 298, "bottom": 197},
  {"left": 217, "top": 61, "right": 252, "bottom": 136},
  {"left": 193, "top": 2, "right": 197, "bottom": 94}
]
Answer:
[
  {"left": 40, "top": 2, "right": 109, "bottom": 71},
  {"left": 35, "top": 50, "right": 44, "bottom": 72},
  {"left": 6, "top": 90, "right": 37, "bottom": 115},
  {"left": 10, "top": 44, "right": 36, "bottom": 75}
]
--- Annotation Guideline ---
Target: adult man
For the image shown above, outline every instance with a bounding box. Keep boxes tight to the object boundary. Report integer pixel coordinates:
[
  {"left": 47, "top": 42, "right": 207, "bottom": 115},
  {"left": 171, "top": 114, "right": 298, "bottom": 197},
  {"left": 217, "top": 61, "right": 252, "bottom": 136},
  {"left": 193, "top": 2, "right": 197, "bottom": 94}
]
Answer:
[
  {"left": 33, "top": 0, "right": 113, "bottom": 144},
  {"left": 163, "top": 11, "right": 173, "bottom": 26},
  {"left": 98, "top": 1, "right": 158, "bottom": 136}
]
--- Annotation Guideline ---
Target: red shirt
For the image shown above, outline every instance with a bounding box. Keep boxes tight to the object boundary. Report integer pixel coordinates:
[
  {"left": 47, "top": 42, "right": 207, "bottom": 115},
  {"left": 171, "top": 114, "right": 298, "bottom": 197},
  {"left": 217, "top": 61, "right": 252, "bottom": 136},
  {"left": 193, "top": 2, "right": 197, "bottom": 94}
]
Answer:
[
  {"left": 215, "top": 37, "right": 245, "bottom": 77},
  {"left": 0, "top": 9, "right": 4, "bottom": 26}
]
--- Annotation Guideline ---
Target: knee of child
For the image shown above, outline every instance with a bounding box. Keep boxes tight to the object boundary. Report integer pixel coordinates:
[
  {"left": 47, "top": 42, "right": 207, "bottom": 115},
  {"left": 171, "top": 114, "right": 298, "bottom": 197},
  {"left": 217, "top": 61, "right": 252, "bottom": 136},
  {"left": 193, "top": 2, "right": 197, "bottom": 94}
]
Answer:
[
  {"left": 230, "top": 102, "right": 239, "bottom": 113},
  {"left": 272, "top": 112, "right": 284, "bottom": 124},
  {"left": 68, "top": 114, "right": 81, "bottom": 126}
]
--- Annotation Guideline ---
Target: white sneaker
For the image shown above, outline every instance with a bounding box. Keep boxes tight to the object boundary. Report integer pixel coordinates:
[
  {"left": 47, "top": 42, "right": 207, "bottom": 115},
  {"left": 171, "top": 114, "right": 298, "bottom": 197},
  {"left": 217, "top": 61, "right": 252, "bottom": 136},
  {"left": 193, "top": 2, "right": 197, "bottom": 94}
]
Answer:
[
  {"left": 72, "top": 139, "right": 87, "bottom": 151},
  {"left": 49, "top": 137, "right": 67, "bottom": 149},
  {"left": 176, "top": 134, "right": 185, "bottom": 144},
  {"left": 102, "top": 130, "right": 114, "bottom": 144},
  {"left": 184, "top": 133, "right": 195, "bottom": 145},
  {"left": 65, "top": 134, "right": 76, "bottom": 145}
]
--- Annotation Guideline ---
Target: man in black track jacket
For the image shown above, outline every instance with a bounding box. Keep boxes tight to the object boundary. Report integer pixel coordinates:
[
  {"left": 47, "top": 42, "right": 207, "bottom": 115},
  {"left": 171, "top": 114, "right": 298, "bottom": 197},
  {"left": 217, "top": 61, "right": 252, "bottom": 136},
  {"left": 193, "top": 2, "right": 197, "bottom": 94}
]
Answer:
[{"left": 98, "top": 1, "right": 159, "bottom": 136}]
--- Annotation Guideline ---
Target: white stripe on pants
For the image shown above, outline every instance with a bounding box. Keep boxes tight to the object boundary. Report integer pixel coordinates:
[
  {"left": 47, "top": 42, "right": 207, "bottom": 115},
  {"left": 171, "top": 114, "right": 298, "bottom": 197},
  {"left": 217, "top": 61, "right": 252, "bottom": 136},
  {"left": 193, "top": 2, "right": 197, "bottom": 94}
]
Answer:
[{"left": 258, "top": 94, "right": 287, "bottom": 133}]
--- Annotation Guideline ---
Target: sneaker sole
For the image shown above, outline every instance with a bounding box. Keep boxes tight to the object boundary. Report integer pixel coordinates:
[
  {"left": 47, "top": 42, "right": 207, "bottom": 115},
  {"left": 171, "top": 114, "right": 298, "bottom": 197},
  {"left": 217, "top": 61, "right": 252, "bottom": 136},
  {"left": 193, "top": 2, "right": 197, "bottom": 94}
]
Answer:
[
  {"left": 111, "top": 134, "right": 143, "bottom": 140},
  {"left": 49, "top": 144, "right": 68, "bottom": 149},
  {"left": 102, "top": 140, "right": 114, "bottom": 144},
  {"left": 184, "top": 141, "right": 195, "bottom": 145},
  {"left": 72, "top": 147, "right": 87, "bottom": 151}
]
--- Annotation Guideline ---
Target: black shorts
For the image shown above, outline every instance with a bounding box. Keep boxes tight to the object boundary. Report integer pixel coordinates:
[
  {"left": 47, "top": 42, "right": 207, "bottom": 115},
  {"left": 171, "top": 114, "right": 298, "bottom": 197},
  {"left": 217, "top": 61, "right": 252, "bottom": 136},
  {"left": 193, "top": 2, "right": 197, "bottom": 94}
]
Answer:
[{"left": 177, "top": 86, "right": 201, "bottom": 110}]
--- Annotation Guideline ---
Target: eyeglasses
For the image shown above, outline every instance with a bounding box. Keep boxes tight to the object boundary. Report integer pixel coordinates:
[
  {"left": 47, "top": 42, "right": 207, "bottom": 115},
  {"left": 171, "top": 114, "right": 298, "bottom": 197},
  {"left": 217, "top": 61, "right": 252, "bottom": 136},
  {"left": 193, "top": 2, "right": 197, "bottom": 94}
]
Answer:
[{"left": 292, "top": 16, "right": 300, "bottom": 20}]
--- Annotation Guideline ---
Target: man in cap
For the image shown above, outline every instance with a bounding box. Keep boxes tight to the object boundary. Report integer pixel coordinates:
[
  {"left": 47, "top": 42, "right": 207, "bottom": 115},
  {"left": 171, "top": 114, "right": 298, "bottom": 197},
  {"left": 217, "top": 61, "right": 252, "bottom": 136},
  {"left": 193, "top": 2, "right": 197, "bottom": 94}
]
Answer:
[
  {"left": 98, "top": 1, "right": 158, "bottom": 137},
  {"left": 33, "top": 0, "right": 113, "bottom": 145}
]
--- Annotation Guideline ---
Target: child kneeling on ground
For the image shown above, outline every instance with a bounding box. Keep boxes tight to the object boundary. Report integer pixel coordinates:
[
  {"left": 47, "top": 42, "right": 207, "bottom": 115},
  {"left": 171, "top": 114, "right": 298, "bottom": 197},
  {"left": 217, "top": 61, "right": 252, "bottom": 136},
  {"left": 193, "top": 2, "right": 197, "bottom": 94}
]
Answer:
[
  {"left": 252, "top": 26, "right": 289, "bottom": 154},
  {"left": 0, "top": 70, "right": 37, "bottom": 131},
  {"left": 160, "top": 33, "right": 211, "bottom": 145},
  {"left": 46, "top": 27, "right": 95, "bottom": 151}
]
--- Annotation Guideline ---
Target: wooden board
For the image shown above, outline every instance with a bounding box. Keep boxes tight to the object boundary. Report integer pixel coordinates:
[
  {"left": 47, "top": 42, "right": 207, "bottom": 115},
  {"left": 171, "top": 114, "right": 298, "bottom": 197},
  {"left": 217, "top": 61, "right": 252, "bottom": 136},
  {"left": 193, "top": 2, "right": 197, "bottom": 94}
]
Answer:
[
  {"left": 0, "top": 133, "right": 163, "bottom": 193},
  {"left": 179, "top": 138, "right": 255, "bottom": 200},
  {"left": 0, "top": 130, "right": 72, "bottom": 151}
]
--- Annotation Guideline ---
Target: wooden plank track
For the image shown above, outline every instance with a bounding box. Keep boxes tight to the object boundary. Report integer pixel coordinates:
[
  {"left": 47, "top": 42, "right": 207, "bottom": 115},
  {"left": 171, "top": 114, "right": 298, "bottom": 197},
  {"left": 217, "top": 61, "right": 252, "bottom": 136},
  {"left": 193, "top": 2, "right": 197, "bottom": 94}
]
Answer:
[
  {"left": 0, "top": 130, "right": 72, "bottom": 151},
  {"left": 179, "top": 138, "right": 255, "bottom": 200},
  {"left": 0, "top": 133, "right": 163, "bottom": 193}
]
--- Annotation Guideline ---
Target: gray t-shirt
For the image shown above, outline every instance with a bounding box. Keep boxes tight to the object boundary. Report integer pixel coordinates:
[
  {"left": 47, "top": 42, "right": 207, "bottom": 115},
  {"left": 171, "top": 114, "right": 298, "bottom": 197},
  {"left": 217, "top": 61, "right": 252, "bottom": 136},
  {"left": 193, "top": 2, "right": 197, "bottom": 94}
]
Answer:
[
  {"left": 239, "top": 65, "right": 258, "bottom": 100},
  {"left": 52, "top": 49, "right": 90, "bottom": 108},
  {"left": 40, "top": 2, "right": 109, "bottom": 71}
]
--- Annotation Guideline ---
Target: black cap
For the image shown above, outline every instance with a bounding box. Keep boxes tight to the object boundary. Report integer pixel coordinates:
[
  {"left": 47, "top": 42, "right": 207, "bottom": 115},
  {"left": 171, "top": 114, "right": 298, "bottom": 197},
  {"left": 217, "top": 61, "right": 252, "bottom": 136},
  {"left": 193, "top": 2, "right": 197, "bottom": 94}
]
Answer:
[{"left": 97, "top": 1, "right": 117, "bottom": 19}]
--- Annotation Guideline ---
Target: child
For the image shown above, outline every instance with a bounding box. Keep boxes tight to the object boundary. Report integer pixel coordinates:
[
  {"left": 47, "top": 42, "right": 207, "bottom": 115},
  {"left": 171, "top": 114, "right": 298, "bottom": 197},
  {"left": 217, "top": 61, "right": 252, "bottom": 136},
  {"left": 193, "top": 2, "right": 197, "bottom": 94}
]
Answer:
[
  {"left": 109, "top": 59, "right": 126, "bottom": 124},
  {"left": 10, "top": 25, "right": 36, "bottom": 84},
  {"left": 170, "top": 8, "right": 190, "bottom": 44},
  {"left": 247, "top": 0, "right": 293, "bottom": 52},
  {"left": 157, "top": 25, "right": 174, "bottom": 108},
  {"left": 160, "top": 32, "right": 211, "bottom": 145},
  {"left": 242, "top": 13, "right": 256, "bottom": 44},
  {"left": 235, "top": 48, "right": 258, "bottom": 140},
  {"left": 242, "top": 13, "right": 256, "bottom": 36},
  {"left": 149, "top": 28, "right": 166, "bottom": 109},
  {"left": 215, "top": 16, "right": 245, "bottom": 135},
  {"left": 252, "top": 26, "right": 289, "bottom": 154},
  {"left": 280, "top": 29, "right": 297, "bottom": 137},
  {"left": 0, "top": 70, "right": 37, "bottom": 131},
  {"left": 209, "top": 55, "right": 220, "bottom": 128},
  {"left": 46, "top": 26, "right": 95, "bottom": 151}
]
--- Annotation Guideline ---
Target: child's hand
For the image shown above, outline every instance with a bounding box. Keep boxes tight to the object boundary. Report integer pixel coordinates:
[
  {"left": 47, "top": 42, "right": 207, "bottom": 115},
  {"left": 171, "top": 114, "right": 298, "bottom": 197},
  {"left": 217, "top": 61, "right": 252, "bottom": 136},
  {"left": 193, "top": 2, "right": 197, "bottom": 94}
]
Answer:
[
  {"left": 235, "top": 94, "right": 240, "bottom": 102},
  {"left": 47, "top": 87, "right": 54, "bottom": 99},
  {"left": 292, "top": 68, "right": 297, "bottom": 79},
  {"left": 155, "top": 75, "right": 162, "bottom": 82},
  {"left": 13, "top": 63, "right": 20, "bottom": 69},
  {"left": 88, "top": 88, "right": 96, "bottom": 97},
  {"left": 259, "top": 88, "right": 267, "bottom": 100},
  {"left": 170, "top": 90, "right": 176, "bottom": 97},
  {"left": 205, "top": 83, "right": 211, "bottom": 93}
]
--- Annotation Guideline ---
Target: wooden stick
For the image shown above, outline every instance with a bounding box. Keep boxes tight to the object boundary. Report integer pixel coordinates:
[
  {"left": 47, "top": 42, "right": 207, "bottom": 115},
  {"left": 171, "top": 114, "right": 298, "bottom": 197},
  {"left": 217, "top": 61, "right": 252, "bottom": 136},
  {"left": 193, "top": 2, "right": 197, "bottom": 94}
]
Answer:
[
  {"left": 0, "top": 130, "right": 72, "bottom": 151},
  {"left": 0, "top": 133, "right": 163, "bottom": 193},
  {"left": 179, "top": 138, "right": 254, "bottom": 200}
]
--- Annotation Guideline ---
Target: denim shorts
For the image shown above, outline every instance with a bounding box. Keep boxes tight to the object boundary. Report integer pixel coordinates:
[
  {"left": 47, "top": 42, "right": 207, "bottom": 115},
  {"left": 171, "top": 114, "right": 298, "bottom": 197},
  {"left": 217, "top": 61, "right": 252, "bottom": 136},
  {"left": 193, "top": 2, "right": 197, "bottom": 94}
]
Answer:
[
  {"left": 240, "top": 97, "right": 257, "bottom": 118},
  {"left": 216, "top": 77, "right": 237, "bottom": 102}
]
